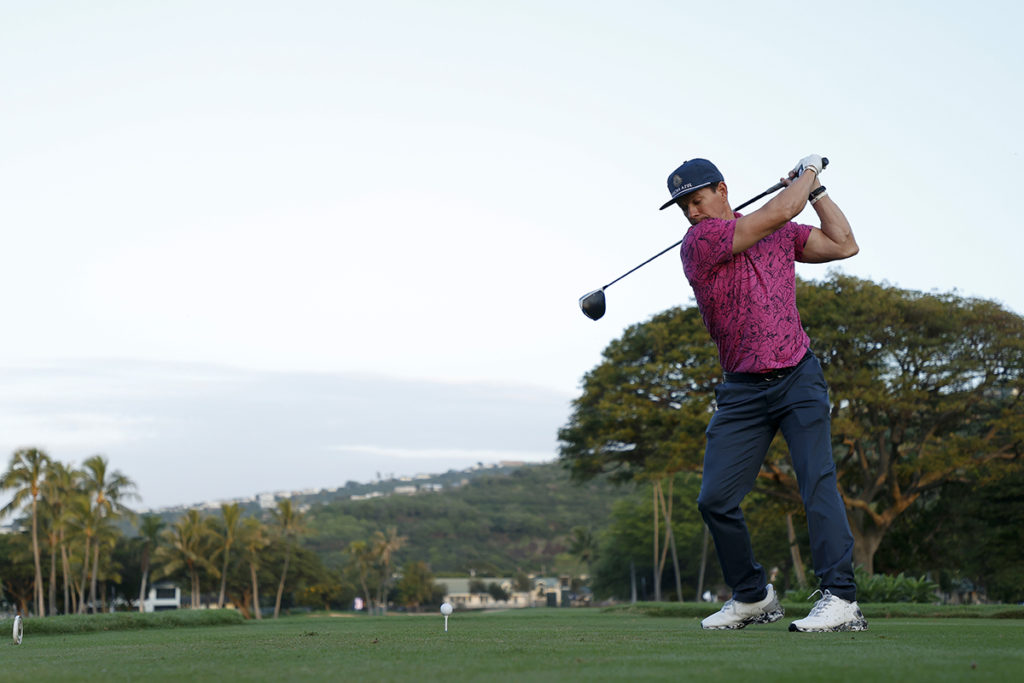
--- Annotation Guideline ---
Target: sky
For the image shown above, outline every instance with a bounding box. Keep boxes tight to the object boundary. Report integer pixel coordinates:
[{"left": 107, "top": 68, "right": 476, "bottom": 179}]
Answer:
[{"left": 1, "top": 0, "right": 1021, "bottom": 510}]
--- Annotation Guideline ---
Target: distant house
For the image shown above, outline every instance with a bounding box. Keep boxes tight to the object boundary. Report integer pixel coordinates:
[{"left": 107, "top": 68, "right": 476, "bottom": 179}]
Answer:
[
  {"left": 142, "top": 582, "right": 181, "bottom": 612},
  {"left": 437, "top": 576, "right": 585, "bottom": 609}
]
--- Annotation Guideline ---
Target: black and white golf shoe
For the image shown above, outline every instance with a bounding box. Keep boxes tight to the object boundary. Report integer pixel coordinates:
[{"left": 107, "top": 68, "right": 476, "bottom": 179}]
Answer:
[
  {"left": 700, "top": 583, "right": 784, "bottom": 630},
  {"left": 788, "top": 590, "right": 869, "bottom": 632}
]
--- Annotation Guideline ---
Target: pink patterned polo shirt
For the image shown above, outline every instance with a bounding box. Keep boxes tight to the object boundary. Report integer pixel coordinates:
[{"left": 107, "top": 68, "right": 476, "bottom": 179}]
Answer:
[{"left": 681, "top": 214, "right": 813, "bottom": 373}]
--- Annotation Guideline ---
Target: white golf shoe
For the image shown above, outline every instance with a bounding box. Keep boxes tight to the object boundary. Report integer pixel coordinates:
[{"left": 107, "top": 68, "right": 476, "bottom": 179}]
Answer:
[
  {"left": 701, "top": 583, "right": 784, "bottom": 630},
  {"left": 788, "top": 590, "right": 868, "bottom": 632}
]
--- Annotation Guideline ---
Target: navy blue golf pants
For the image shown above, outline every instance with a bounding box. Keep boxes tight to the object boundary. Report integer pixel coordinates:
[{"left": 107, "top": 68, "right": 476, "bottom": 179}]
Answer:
[{"left": 697, "top": 352, "right": 856, "bottom": 603}]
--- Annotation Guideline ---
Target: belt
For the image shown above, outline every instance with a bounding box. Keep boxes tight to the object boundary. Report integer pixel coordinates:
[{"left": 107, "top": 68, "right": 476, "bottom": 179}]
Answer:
[{"left": 723, "top": 349, "right": 813, "bottom": 384}]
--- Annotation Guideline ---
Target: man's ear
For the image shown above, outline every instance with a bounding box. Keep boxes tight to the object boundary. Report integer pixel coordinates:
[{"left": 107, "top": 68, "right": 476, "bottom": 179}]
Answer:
[{"left": 716, "top": 181, "right": 728, "bottom": 200}]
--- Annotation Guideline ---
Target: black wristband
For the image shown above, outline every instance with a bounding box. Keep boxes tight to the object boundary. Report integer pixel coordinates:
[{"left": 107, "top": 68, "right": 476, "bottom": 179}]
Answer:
[{"left": 808, "top": 185, "right": 827, "bottom": 202}]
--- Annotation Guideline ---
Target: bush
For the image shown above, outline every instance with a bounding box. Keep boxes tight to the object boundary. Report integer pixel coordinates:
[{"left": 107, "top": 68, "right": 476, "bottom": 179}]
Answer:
[
  {"left": 854, "top": 567, "right": 939, "bottom": 603},
  {"left": 0, "top": 609, "right": 245, "bottom": 636},
  {"left": 784, "top": 567, "right": 939, "bottom": 603}
]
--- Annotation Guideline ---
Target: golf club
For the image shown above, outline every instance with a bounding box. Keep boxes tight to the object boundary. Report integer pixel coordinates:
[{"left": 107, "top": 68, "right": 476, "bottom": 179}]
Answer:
[{"left": 579, "top": 158, "right": 828, "bottom": 321}]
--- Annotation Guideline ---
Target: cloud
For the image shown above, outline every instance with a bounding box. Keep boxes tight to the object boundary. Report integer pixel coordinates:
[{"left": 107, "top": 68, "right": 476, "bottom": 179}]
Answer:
[{"left": 0, "top": 360, "right": 571, "bottom": 509}]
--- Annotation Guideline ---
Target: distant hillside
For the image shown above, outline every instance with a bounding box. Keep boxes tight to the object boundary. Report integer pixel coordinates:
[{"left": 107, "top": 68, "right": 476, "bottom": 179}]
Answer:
[
  {"left": 304, "top": 462, "right": 630, "bottom": 575},
  {"left": 131, "top": 462, "right": 542, "bottom": 526}
]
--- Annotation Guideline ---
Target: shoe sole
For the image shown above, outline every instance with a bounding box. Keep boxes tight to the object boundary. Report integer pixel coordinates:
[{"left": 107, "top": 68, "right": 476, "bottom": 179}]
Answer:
[
  {"left": 788, "top": 618, "right": 869, "bottom": 633},
  {"left": 702, "top": 606, "right": 785, "bottom": 630}
]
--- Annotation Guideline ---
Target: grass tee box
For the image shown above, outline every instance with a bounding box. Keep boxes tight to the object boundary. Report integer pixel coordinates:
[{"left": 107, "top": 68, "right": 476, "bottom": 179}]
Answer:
[{"left": 2, "top": 608, "right": 1024, "bottom": 682}]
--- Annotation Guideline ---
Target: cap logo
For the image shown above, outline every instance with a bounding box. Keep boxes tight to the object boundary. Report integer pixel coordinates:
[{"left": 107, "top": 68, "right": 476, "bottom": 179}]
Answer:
[{"left": 672, "top": 174, "right": 683, "bottom": 188}]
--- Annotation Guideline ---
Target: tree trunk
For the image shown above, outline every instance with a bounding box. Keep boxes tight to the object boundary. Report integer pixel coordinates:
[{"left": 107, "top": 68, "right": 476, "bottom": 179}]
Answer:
[
  {"left": 78, "top": 536, "right": 91, "bottom": 613},
  {"left": 138, "top": 549, "right": 150, "bottom": 613},
  {"left": 31, "top": 498, "right": 44, "bottom": 616},
  {"left": 49, "top": 543, "right": 58, "bottom": 616},
  {"left": 218, "top": 546, "right": 231, "bottom": 608},
  {"left": 90, "top": 544, "right": 100, "bottom": 612},
  {"left": 786, "top": 513, "right": 808, "bottom": 590},
  {"left": 61, "top": 542, "right": 72, "bottom": 615},
  {"left": 250, "top": 562, "right": 262, "bottom": 620},
  {"left": 233, "top": 588, "right": 252, "bottom": 619},
  {"left": 656, "top": 479, "right": 684, "bottom": 602},
  {"left": 358, "top": 576, "right": 372, "bottom": 615},
  {"left": 696, "top": 524, "right": 710, "bottom": 601},
  {"left": 191, "top": 568, "right": 201, "bottom": 608},
  {"left": 273, "top": 548, "right": 292, "bottom": 618},
  {"left": 849, "top": 517, "right": 885, "bottom": 575},
  {"left": 652, "top": 484, "right": 662, "bottom": 602}
]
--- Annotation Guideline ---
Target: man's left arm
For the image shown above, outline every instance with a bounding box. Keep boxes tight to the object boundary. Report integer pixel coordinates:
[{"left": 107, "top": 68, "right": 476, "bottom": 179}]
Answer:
[{"left": 799, "top": 179, "right": 859, "bottom": 263}]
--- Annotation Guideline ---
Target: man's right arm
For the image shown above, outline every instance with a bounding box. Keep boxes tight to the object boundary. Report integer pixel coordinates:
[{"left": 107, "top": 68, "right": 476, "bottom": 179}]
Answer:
[{"left": 731, "top": 156, "right": 821, "bottom": 255}]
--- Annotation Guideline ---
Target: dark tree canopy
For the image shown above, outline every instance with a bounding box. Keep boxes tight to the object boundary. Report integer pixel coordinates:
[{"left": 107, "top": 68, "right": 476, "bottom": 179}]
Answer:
[{"left": 558, "top": 305, "right": 720, "bottom": 484}]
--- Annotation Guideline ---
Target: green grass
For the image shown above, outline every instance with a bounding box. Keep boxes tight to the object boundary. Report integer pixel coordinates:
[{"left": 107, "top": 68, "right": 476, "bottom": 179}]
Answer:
[
  {"left": 2, "top": 609, "right": 1022, "bottom": 682},
  {"left": 611, "top": 601, "right": 1024, "bottom": 619}
]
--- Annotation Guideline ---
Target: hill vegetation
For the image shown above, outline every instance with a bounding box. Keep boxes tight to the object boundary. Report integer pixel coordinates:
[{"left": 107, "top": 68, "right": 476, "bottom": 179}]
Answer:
[{"left": 305, "top": 463, "right": 628, "bottom": 576}]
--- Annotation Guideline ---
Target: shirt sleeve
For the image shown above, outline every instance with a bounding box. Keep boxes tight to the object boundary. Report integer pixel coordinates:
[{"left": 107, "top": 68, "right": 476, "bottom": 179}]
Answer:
[
  {"left": 791, "top": 222, "right": 814, "bottom": 262},
  {"left": 681, "top": 218, "right": 735, "bottom": 282}
]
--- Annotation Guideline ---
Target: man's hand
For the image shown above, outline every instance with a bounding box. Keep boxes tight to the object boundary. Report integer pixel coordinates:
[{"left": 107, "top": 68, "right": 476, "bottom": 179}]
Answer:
[{"left": 792, "top": 154, "right": 824, "bottom": 178}]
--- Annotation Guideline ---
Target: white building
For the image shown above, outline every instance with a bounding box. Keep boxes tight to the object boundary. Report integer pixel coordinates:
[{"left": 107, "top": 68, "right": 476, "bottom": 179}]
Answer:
[
  {"left": 142, "top": 582, "right": 181, "bottom": 612},
  {"left": 436, "top": 576, "right": 583, "bottom": 609}
]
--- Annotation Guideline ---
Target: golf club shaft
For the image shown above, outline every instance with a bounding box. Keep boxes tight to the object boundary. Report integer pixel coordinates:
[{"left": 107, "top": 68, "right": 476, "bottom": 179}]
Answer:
[{"left": 599, "top": 180, "right": 787, "bottom": 291}]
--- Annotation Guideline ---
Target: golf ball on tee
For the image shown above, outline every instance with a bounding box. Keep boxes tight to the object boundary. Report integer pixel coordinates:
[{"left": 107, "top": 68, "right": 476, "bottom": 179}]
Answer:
[{"left": 441, "top": 603, "right": 453, "bottom": 616}]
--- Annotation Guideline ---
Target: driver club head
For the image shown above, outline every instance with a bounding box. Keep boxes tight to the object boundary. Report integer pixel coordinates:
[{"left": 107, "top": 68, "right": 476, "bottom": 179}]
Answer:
[{"left": 579, "top": 289, "right": 606, "bottom": 320}]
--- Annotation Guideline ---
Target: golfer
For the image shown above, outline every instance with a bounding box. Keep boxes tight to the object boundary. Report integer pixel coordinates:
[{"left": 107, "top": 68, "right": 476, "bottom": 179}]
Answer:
[{"left": 659, "top": 155, "right": 867, "bottom": 632}]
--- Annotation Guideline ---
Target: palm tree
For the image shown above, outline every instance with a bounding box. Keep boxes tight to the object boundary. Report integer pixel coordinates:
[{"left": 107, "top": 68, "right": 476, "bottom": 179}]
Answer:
[
  {"left": 1, "top": 447, "right": 53, "bottom": 616},
  {"left": 136, "top": 515, "right": 165, "bottom": 612},
  {"left": 80, "top": 455, "right": 137, "bottom": 611},
  {"left": 91, "top": 519, "right": 123, "bottom": 611},
  {"left": 213, "top": 503, "right": 243, "bottom": 608},
  {"left": 238, "top": 517, "right": 270, "bottom": 619},
  {"left": 153, "top": 509, "right": 218, "bottom": 608},
  {"left": 39, "top": 461, "right": 84, "bottom": 615},
  {"left": 371, "top": 526, "right": 406, "bottom": 615},
  {"left": 69, "top": 493, "right": 99, "bottom": 613},
  {"left": 347, "top": 540, "right": 375, "bottom": 614},
  {"left": 270, "top": 499, "right": 306, "bottom": 619},
  {"left": 568, "top": 526, "right": 599, "bottom": 570}
]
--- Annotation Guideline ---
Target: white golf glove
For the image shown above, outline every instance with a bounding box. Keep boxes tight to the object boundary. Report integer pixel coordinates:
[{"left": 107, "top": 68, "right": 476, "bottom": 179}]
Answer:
[{"left": 792, "top": 154, "right": 824, "bottom": 177}]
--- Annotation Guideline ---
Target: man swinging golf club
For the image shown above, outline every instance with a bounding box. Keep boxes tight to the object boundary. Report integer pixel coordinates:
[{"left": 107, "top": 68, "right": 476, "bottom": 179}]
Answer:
[{"left": 661, "top": 155, "right": 867, "bottom": 632}]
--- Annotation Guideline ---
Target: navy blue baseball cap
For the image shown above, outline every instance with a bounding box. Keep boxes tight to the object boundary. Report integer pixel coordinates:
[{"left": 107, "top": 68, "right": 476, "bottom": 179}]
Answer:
[{"left": 658, "top": 158, "right": 724, "bottom": 210}]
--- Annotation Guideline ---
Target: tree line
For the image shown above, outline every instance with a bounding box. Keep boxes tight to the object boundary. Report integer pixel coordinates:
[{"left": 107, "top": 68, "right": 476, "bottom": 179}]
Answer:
[
  {"left": 0, "top": 448, "right": 333, "bottom": 618},
  {"left": 0, "top": 448, "right": 462, "bottom": 617}
]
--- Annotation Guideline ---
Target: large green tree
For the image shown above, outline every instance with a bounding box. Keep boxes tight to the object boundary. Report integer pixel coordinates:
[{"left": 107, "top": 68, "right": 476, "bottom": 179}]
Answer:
[
  {"left": 396, "top": 561, "right": 436, "bottom": 611},
  {"left": 875, "top": 469, "right": 1024, "bottom": 602},
  {"left": 559, "top": 274, "right": 1024, "bottom": 575},
  {"left": 558, "top": 305, "right": 720, "bottom": 601},
  {"left": 792, "top": 275, "right": 1024, "bottom": 570}
]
